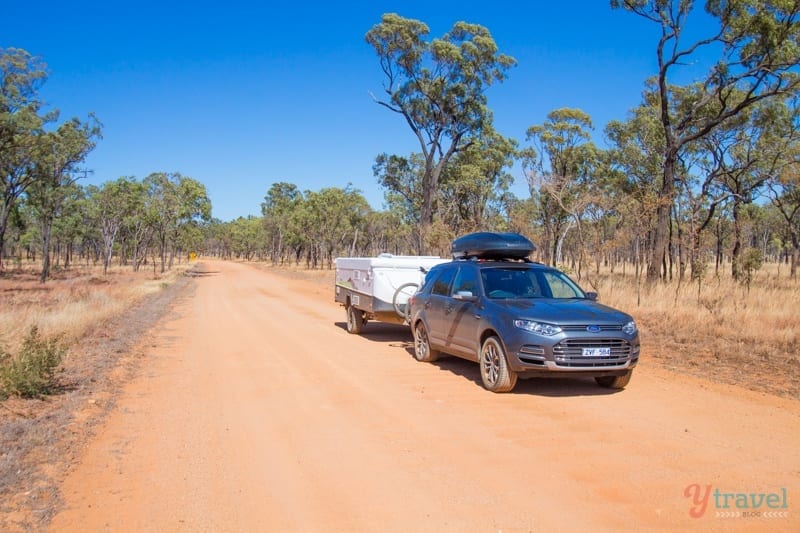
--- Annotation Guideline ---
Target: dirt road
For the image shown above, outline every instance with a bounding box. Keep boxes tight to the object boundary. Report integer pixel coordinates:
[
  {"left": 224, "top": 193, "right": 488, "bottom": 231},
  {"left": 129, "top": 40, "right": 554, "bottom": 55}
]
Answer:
[{"left": 48, "top": 260, "right": 799, "bottom": 531}]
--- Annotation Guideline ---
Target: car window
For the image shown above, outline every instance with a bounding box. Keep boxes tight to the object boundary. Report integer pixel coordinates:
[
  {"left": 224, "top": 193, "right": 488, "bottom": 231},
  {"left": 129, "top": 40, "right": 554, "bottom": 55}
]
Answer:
[
  {"left": 451, "top": 266, "right": 479, "bottom": 297},
  {"left": 431, "top": 267, "right": 456, "bottom": 296},
  {"left": 481, "top": 268, "right": 540, "bottom": 299},
  {"left": 419, "top": 268, "right": 439, "bottom": 294},
  {"left": 541, "top": 271, "right": 584, "bottom": 298}
]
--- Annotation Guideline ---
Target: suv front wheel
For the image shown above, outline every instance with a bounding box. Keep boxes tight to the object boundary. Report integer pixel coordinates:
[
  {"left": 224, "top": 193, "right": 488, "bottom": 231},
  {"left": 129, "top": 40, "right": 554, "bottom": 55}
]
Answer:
[{"left": 480, "top": 336, "right": 517, "bottom": 393}]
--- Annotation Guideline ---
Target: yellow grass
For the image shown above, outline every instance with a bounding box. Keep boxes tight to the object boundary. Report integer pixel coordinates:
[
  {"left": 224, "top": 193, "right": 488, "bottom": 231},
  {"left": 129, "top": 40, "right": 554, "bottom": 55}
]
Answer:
[
  {"left": 589, "top": 264, "right": 798, "bottom": 353},
  {"left": 0, "top": 262, "right": 188, "bottom": 353},
  {"left": 2, "top": 257, "right": 797, "bottom": 397},
  {"left": 576, "top": 262, "right": 800, "bottom": 397}
]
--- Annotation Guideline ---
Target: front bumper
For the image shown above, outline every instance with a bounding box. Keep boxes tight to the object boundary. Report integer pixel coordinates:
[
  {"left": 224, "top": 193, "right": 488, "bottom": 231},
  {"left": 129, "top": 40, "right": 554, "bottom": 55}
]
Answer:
[{"left": 505, "top": 332, "right": 640, "bottom": 374}]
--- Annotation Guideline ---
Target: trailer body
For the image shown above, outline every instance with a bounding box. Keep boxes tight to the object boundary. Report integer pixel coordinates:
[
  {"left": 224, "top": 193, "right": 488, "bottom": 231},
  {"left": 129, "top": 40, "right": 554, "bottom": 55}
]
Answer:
[{"left": 335, "top": 254, "right": 447, "bottom": 330}]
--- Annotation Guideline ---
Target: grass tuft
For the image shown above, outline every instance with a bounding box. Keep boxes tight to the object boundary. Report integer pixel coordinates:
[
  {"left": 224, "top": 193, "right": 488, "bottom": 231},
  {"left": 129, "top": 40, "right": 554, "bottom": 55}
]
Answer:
[{"left": 0, "top": 326, "right": 66, "bottom": 399}]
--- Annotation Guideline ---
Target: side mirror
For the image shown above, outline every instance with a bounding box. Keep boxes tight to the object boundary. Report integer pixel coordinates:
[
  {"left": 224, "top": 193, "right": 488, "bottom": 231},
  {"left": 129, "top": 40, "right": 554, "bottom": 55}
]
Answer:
[
  {"left": 584, "top": 291, "right": 599, "bottom": 301},
  {"left": 454, "top": 290, "right": 478, "bottom": 302}
]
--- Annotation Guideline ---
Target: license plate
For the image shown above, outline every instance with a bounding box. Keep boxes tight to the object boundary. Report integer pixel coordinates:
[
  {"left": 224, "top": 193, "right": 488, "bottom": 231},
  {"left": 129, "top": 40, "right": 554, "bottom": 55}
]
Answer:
[{"left": 582, "top": 347, "right": 611, "bottom": 357}]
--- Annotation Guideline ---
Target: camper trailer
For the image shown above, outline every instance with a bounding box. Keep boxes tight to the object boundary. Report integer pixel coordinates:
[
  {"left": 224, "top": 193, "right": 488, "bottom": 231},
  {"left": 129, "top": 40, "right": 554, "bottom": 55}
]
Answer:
[{"left": 334, "top": 254, "right": 447, "bottom": 334}]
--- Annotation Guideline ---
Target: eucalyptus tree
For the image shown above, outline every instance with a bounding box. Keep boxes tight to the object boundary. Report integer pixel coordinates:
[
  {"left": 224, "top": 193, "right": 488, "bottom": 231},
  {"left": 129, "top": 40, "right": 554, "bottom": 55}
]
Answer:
[
  {"left": 28, "top": 116, "right": 101, "bottom": 282},
  {"left": 605, "top": 99, "right": 665, "bottom": 276},
  {"left": 123, "top": 179, "right": 152, "bottom": 271},
  {"left": 202, "top": 218, "right": 233, "bottom": 260},
  {"left": 366, "top": 13, "right": 516, "bottom": 251},
  {"left": 261, "top": 181, "right": 301, "bottom": 263},
  {"left": 362, "top": 209, "right": 411, "bottom": 256},
  {"left": 144, "top": 172, "right": 211, "bottom": 273},
  {"left": 612, "top": 0, "right": 800, "bottom": 283},
  {"left": 296, "top": 186, "right": 371, "bottom": 269},
  {"left": 522, "top": 108, "right": 599, "bottom": 267},
  {"left": 0, "top": 48, "right": 49, "bottom": 269},
  {"left": 87, "top": 176, "right": 143, "bottom": 274},
  {"left": 49, "top": 182, "right": 88, "bottom": 269},
  {"left": 229, "top": 216, "right": 265, "bottom": 261},
  {"left": 704, "top": 99, "right": 800, "bottom": 280},
  {"left": 373, "top": 152, "right": 425, "bottom": 248},
  {"left": 438, "top": 128, "right": 517, "bottom": 234},
  {"left": 769, "top": 159, "right": 800, "bottom": 278}
]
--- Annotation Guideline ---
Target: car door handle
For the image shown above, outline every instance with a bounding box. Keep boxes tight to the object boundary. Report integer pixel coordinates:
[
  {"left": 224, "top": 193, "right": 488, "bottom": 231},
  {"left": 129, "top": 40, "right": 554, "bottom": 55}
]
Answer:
[{"left": 445, "top": 304, "right": 454, "bottom": 314}]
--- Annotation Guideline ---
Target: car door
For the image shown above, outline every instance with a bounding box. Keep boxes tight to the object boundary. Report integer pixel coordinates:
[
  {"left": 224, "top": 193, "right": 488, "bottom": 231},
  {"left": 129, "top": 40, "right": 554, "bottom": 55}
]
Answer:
[
  {"left": 445, "top": 265, "right": 482, "bottom": 360},
  {"left": 425, "top": 266, "right": 456, "bottom": 348}
]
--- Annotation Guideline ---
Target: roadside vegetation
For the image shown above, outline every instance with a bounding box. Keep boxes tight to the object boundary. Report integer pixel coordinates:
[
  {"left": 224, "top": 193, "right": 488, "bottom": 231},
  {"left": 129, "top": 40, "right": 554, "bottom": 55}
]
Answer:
[
  {"left": 0, "top": 263, "right": 189, "bottom": 401},
  {"left": 0, "top": 326, "right": 64, "bottom": 399},
  {"left": 2, "top": 3, "right": 800, "bottom": 401}
]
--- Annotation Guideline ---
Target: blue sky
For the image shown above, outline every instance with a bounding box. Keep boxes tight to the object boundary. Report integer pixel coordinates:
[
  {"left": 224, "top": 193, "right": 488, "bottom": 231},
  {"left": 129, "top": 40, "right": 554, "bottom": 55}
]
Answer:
[{"left": 5, "top": 1, "right": 717, "bottom": 221}]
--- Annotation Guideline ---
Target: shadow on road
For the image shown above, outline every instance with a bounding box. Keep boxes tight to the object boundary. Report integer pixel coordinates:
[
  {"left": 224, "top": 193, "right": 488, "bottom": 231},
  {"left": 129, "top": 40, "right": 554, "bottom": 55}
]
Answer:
[
  {"left": 333, "top": 322, "right": 412, "bottom": 345},
  {"left": 184, "top": 270, "right": 220, "bottom": 277},
  {"left": 337, "top": 321, "right": 622, "bottom": 397},
  {"left": 424, "top": 355, "right": 622, "bottom": 397}
]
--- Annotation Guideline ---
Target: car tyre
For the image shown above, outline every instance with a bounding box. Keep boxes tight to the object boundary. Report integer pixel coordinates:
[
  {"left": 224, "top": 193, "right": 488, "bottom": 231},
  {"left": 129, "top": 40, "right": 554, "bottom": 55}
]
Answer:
[
  {"left": 480, "top": 336, "right": 517, "bottom": 393},
  {"left": 595, "top": 369, "right": 633, "bottom": 389},
  {"left": 346, "top": 305, "right": 365, "bottom": 334},
  {"left": 413, "top": 321, "right": 440, "bottom": 362}
]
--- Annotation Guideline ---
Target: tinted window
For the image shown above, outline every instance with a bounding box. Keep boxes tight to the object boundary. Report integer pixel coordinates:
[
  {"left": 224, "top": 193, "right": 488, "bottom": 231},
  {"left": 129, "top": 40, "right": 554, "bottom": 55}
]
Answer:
[
  {"left": 419, "top": 267, "right": 440, "bottom": 294},
  {"left": 481, "top": 268, "right": 540, "bottom": 299},
  {"left": 540, "top": 271, "right": 584, "bottom": 298},
  {"left": 431, "top": 267, "right": 456, "bottom": 296},
  {"left": 480, "top": 267, "right": 584, "bottom": 299},
  {"left": 451, "top": 266, "right": 480, "bottom": 297}
]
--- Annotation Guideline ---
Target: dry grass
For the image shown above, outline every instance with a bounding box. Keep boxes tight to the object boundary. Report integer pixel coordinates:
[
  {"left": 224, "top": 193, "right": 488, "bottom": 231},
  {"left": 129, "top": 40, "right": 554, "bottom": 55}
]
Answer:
[
  {"left": 0, "top": 262, "right": 189, "bottom": 353},
  {"left": 580, "top": 263, "right": 800, "bottom": 398}
]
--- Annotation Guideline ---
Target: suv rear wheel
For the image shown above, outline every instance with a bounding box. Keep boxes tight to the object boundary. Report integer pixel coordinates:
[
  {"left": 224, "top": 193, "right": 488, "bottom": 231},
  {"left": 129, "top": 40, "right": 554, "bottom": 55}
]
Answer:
[
  {"left": 480, "top": 336, "right": 517, "bottom": 393},
  {"left": 595, "top": 369, "right": 633, "bottom": 389},
  {"left": 413, "top": 322, "right": 439, "bottom": 362}
]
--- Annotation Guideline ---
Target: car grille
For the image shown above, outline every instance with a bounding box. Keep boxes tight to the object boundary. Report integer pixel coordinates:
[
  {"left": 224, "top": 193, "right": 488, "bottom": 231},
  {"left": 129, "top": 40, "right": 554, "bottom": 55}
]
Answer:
[
  {"left": 553, "top": 338, "right": 632, "bottom": 367},
  {"left": 559, "top": 324, "right": 623, "bottom": 332}
]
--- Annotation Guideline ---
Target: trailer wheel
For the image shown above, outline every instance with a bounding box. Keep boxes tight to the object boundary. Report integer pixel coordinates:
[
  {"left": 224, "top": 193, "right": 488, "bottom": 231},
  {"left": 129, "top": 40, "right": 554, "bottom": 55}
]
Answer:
[
  {"left": 393, "top": 282, "right": 419, "bottom": 321},
  {"left": 346, "top": 305, "right": 365, "bottom": 334}
]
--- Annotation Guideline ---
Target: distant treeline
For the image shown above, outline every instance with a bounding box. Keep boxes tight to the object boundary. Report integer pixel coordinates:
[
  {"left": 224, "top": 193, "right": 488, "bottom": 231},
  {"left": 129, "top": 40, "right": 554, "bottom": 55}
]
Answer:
[{"left": 4, "top": 3, "right": 800, "bottom": 283}]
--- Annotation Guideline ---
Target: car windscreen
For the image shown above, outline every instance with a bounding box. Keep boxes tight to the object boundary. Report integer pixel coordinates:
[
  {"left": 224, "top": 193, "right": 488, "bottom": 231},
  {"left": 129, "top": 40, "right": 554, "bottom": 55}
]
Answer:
[{"left": 480, "top": 267, "right": 585, "bottom": 299}]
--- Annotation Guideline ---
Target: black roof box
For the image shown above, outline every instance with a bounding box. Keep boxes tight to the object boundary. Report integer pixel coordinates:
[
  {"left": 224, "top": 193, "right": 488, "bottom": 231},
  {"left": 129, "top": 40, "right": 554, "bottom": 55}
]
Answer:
[{"left": 451, "top": 232, "right": 535, "bottom": 260}]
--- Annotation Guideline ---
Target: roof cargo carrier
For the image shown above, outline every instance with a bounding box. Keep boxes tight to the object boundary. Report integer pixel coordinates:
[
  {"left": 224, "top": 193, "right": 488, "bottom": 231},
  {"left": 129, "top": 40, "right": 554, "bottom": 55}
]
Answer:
[{"left": 451, "top": 232, "right": 535, "bottom": 260}]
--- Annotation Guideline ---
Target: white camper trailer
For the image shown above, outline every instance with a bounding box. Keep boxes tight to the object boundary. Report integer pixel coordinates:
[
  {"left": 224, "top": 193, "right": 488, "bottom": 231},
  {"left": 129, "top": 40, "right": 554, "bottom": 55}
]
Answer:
[{"left": 334, "top": 254, "right": 448, "bottom": 334}]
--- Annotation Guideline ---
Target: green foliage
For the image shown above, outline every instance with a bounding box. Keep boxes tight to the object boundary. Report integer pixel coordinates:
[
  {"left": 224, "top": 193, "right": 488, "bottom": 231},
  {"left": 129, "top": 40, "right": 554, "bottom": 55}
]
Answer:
[
  {"left": 0, "top": 326, "right": 65, "bottom": 399},
  {"left": 523, "top": 108, "right": 600, "bottom": 266},
  {"left": 366, "top": 13, "right": 515, "bottom": 235},
  {"left": 0, "top": 48, "right": 50, "bottom": 269},
  {"left": 612, "top": 0, "right": 800, "bottom": 282},
  {"left": 143, "top": 172, "right": 212, "bottom": 273},
  {"left": 738, "top": 248, "right": 764, "bottom": 289}
]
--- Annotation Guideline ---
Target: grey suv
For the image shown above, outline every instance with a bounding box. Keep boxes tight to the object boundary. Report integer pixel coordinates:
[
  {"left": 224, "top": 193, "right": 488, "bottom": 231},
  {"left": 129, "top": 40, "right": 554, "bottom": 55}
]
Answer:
[{"left": 407, "top": 259, "right": 640, "bottom": 393}]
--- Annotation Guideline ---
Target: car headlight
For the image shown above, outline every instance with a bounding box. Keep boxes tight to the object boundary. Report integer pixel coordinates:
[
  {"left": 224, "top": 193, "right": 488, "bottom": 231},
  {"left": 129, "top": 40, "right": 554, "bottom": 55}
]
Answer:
[
  {"left": 623, "top": 321, "right": 638, "bottom": 335},
  {"left": 514, "top": 320, "right": 562, "bottom": 336}
]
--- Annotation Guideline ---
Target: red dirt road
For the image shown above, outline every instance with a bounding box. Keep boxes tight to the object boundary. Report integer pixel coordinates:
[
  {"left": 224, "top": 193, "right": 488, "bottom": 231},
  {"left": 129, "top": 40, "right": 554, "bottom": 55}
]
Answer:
[{"left": 49, "top": 260, "right": 799, "bottom": 531}]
